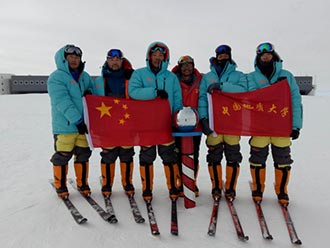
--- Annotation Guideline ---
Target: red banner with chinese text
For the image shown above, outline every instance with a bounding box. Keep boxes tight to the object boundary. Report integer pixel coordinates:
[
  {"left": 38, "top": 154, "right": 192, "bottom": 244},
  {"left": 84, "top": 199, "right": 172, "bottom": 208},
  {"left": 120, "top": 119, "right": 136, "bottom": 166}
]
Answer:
[
  {"left": 209, "top": 79, "right": 292, "bottom": 136},
  {"left": 84, "top": 95, "right": 173, "bottom": 147}
]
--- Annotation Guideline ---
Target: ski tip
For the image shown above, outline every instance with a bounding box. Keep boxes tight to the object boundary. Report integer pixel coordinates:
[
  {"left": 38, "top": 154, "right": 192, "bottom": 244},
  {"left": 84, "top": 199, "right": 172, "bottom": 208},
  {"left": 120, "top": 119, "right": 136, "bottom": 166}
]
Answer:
[
  {"left": 294, "top": 239, "right": 302, "bottom": 245},
  {"left": 107, "top": 216, "right": 118, "bottom": 224},
  {"left": 78, "top": 218, "right": 88, "bottom": 224},
  {"left": 136, "top": 218, "right": 145, "bottom": 224},
  {"left": 239, "top": 235, "right": 249, "bottom": 241},
  {"left": 265, "top": 235, "right": 273, "bottom": 240},
  {"left": 152, "top": 231, "right": 160, "bottom": 236}
]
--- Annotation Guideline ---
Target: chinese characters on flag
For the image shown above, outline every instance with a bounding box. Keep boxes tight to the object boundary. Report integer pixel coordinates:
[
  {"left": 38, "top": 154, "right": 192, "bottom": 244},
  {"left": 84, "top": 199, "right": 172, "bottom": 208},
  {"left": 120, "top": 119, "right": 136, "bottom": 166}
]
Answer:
[
  {"left": 209, "top": 79, "right": 292, "bottom": 137},
  {"left": 83, "top": 95, "right": 173, "bottom": 148}
]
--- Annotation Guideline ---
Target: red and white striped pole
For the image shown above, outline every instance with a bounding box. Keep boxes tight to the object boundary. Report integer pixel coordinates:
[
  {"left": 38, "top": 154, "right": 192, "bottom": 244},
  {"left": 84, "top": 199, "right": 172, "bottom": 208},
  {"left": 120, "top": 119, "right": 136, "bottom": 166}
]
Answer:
[{"left": 173, "top": 131, "right": 202, "bottom": 209}]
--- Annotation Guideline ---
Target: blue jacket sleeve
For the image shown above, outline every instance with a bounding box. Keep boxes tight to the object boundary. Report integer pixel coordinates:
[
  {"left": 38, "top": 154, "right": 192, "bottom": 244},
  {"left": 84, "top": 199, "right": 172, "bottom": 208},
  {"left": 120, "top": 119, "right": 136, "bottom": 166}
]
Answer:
[{"left": 128, "top": 69, "right": 157, "bottom": 100}]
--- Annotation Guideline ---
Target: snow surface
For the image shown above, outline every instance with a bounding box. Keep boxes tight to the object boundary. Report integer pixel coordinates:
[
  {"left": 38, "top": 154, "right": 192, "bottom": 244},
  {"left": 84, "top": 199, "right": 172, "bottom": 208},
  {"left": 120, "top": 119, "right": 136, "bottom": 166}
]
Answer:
[{"left": 0, "top": 93, "right": 328, "bottom": 248}]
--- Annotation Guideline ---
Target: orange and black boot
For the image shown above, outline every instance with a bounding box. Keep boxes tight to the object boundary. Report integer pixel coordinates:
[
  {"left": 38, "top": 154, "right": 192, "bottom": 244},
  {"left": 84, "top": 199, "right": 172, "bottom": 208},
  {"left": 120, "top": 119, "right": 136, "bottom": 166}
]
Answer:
[
  {"left": 208, "top": 163, "right": 223, "bottom": 199},
  {"left": 101, "top": 162, "right": 115, "bottom": 196},
  {"left": 250, "top": 164, "right": 266, "bottom": 202},
  {"left": 120, "top": 161, "right": 135, "bottom": 195},
  {"left": 274, "top": 164, "right": 291, "bottom": 205},
  {"left": 53, "top": 164, "right": 69, "bottom": 198},
  {"left": 140, "top": 163, "right": 153, "bottom": 201},
  {"left": 74, "top": 162, "right": 91, "bottom": 196},
  {"left": 225, "top": 162, "right": 240, "bottom": 200},
  {"left": 164, "top": 163, "right": 181, "bottom": 200}
]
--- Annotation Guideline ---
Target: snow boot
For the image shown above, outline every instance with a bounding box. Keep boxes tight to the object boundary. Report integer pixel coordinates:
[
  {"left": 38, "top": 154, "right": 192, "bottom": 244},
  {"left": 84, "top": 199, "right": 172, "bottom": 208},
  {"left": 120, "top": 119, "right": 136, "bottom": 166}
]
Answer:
[
  {"left": 208, "top": 163, "right": 223, "bottom": 199},
  {"left": 225, "top": 162, "right": 240, "bottom": 200},
  {"left": 120, "top": 161, "right": 135, "bottom": 195},
  {"left": 250, "top": 164, "right": 266, "bottom": 202},
  {"left": 140, "top": 163, "right": 153, "bottom": 201},
  {"left": 101, "top": 162, "right": 115, "bottom": 196},
  {"left": 74, "top": 162, "right": 91, "bottom": 196},
  {"left": 274, "top": 164, "right": 291, "bottom": 205},
  {"left": 53, "top": 164, "right": 69, "bottom": 198},
  {"left": 163, "top": 163, "right": 181, "bottom": 200}
]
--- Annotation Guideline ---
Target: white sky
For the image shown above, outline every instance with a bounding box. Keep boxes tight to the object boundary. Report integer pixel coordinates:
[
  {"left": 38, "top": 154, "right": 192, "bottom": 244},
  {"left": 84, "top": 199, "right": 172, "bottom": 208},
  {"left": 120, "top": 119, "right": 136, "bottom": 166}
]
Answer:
[{"left": 1, "top": 0, "right": 330, "bottom": 89}]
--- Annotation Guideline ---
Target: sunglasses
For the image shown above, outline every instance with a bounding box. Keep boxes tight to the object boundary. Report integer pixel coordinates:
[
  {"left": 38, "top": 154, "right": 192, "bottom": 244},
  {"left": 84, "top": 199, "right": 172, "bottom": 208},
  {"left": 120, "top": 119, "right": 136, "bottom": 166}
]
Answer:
[
  {"left": 64, "top": 45, "right": 82, "bottom": 56},
  {"left": 215, "top": 45, "right": 231, "bottom": 54},
  {"left": 256, "top": 42, "right": 274, "bottom": 54},
  {"left": 107, "top": 49, "right": 123, "bottom": 59},
  {"left": 178, "top": 55, "right": 194, "bottom": 65},
  {"left": 151, "top": 46, "right": 166, "bottom": 54}
]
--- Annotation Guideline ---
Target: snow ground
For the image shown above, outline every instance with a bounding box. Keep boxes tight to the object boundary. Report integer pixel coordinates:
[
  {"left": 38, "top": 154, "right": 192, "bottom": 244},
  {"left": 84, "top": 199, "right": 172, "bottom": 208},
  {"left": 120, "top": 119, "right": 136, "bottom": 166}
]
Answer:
[{"left": 0, "top": 94, "right": 328, "bottom": 248}]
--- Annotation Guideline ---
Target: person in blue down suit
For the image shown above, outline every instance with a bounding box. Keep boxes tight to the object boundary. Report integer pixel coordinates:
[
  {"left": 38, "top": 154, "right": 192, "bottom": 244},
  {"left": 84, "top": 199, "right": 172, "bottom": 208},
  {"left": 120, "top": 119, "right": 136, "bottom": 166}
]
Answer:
[
  {"left": 93, "top": 48, "right": 136, "bottom": 197},
  {"left": 198, "top": 44, "right": 248, "bottom": 201},
  {"left": 128, "top": 41, "right": 183, "bottom": 201},
  {"left": 247, "top": 42, "right": 303, "bottom": 205},
  {"left": 48, "top": 44, "right": 94, "bottom": 198}
]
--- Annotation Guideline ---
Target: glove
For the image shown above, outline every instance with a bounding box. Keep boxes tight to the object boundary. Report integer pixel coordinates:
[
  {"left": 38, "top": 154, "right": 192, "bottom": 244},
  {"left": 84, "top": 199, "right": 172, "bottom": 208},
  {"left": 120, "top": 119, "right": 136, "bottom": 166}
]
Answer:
[
  {"left": 200, "top": 118, "right": 213, "bottom": 135},
  {"left": 207, "top": 83, "right": 221, "bottom": 94},
  {"left": 75, "top": 119, "right": 88, "bottom": 134},
  {"left": 84, "top": 90, "right": 92, "bottom": 96},
  {"left": 290, "top": 129, "right": 300, "bottom": 140},
  {"left": 157, "top": 90, "right": 168, "bottom": 99}
]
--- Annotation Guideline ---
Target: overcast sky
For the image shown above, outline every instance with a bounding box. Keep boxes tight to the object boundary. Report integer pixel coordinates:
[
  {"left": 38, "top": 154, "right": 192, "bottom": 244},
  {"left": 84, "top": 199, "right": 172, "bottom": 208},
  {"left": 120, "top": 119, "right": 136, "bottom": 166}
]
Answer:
[{"left": 1, "top": 0, "right": 329, "bottom": 89}]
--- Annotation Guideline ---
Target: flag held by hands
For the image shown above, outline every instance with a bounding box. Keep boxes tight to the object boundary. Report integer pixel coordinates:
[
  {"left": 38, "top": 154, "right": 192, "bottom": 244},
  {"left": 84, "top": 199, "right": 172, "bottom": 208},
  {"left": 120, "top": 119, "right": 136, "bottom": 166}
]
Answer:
[
  {"left": 209, "top": 79, "right": 292, "bottom": 137},
  {"left": 84, "top": 95, "right": 173, "bottom": 148}
]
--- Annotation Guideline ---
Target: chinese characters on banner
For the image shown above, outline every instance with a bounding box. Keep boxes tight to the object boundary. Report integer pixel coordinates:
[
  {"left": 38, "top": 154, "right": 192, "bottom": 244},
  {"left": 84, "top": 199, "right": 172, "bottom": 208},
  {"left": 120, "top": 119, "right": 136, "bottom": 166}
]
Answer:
[
  {"left": 208, "top": 79, "right": 292, "bottom": 137},
  {"left": 83, "top": 95, "right": 173, "bottom": 148}
]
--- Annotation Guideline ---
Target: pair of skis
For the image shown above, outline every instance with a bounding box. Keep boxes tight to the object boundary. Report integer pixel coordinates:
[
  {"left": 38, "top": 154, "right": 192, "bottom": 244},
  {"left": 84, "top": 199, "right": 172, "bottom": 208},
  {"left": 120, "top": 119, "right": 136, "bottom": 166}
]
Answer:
[
  {"left": 50, "top": 179, "right": 145, "bottom": 225},
  {"left": 144, "top": 198, "right": 178, "bottom": 236},
  {"left": 207, "top": 191, "right": 248, "bottom": 241},
  {"left": 249, "top": 182, "right": 302, "bottom": 244},
  {"left": 207, "top": 182, "right": 302, "bottom": 245}
]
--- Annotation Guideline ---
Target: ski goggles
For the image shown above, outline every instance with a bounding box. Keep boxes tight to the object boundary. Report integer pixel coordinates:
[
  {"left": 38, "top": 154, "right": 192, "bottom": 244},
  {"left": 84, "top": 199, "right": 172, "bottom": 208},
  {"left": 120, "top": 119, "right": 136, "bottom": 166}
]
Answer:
[
  {"left": 178, "top": 55, "right": 194, "bottom": 65},
  {"left": 64, "top": 45, "right": 82, "bottom": 56},
  {"left": 215, "top": 44, "right": 231, "bottom": 54},
  {"left": 256, "top": 42, "right": 274, "bottom": 54},
  {"left": 150, "top": 46, "right": 166, "bottom": 54},
  {"left": 107, "top": 49, "right": 123, "bottom": 59}
]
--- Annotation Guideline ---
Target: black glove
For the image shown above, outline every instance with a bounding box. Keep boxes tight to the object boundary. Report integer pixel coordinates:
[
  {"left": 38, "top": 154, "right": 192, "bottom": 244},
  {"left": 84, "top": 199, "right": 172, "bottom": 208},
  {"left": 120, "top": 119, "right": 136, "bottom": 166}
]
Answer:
[
  {"left": 290, "top": 129, "right": 300, "bottom": 140},
  {"left": 200, "top": 118, "right": 213, "bottom": 135},
  {"left": 207, "top": 83, "right": 221, "bottom": 94},
  {"left": 157, "top": 90, "right": 168, "bottom": 99},
  {"left": 84, "top": 90, "right": 92, "bottom": 96},
  {"left": 75, "top": 119, "right": 88, "bottom": 134}
]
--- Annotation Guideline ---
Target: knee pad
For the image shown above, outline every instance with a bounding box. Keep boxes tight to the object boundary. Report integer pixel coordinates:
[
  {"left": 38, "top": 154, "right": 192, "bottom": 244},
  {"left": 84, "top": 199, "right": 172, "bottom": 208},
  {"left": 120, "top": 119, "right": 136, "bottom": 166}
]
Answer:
[
  {"left": 139, "top": 146, "right": 157, "bottom": 164},
  {"left": 100, "top": 147, "right": 120, "bottom": 163},
  {"left": 207, "top": 143, "right": 224, "bottom": 164},
  {"left": 249, "top": 146, "right": 269, "bottom": 166},
  {"left": 74, "top": 146, "right": 92, "bottom": 163},
  {"left": 224, "top": 143, "right": 242, "bottom": 163},
  {"left": 50, "top": 152, "right": 73, "bottom": 165},
  {"left": 118, "top": 147, "right": 135, "bottom": 163},
  {"left": 271, "top": 145, "right": 293, "bottom": 165},
  {"left": 158, "top": 144, "right": 177, "bottom": 164}
]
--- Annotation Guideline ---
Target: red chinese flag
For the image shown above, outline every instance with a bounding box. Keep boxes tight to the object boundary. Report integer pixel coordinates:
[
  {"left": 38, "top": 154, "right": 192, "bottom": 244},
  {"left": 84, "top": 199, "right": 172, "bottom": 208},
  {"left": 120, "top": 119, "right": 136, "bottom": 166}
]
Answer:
[
  {"left": 84, "top": 95, "right": 173, "bottom": 147},
  {"left": 209, "top": 79, "right": 292, "bottom": 136}
]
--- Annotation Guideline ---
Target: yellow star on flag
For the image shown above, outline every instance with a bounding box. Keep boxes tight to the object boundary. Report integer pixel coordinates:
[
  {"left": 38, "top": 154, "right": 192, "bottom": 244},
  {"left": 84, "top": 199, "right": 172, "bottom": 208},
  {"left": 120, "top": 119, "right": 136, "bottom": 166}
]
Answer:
[{"left": 96, "top": 102, "right": 112, "bottom": 118}]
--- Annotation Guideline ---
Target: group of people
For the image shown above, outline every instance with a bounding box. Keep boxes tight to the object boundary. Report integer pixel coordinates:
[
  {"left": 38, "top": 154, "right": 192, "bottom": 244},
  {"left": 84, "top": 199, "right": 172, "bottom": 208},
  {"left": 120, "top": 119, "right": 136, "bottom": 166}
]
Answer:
[{"left": 48, "top": 41, "right": 303, "bottom": 206}]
